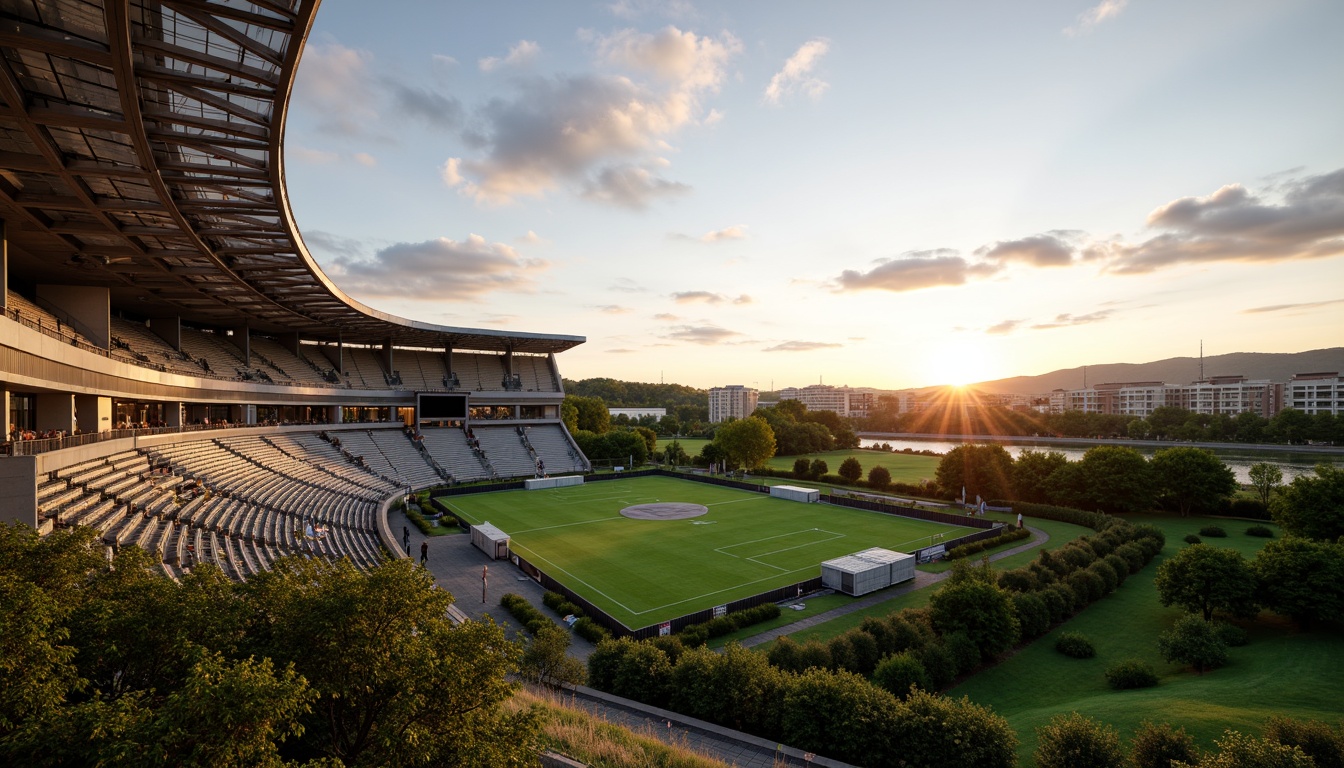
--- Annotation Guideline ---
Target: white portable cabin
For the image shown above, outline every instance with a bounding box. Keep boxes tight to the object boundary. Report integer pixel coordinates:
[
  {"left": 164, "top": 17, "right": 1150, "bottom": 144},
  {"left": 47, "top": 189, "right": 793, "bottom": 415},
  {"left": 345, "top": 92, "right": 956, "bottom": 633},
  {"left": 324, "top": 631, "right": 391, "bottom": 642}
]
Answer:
[
  {"left": 470, "top": 522, "right": 510, "bottom": 560},
  {"left": 524, "top": 475, "right": 584, "bottom": 490},
  {"left": 770, "top": 484, "right": 820, "bottom": 503},
  {"left": 821, "top": 547, "right": 916, "bottom": 596}
]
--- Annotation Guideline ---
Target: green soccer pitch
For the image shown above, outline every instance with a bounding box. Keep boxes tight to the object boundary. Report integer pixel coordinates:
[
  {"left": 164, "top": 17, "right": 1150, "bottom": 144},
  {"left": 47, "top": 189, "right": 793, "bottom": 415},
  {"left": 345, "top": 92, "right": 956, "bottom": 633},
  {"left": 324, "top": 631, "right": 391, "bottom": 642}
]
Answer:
[{"left": 438, "top": 476, "right": 969, "bottom": 628}]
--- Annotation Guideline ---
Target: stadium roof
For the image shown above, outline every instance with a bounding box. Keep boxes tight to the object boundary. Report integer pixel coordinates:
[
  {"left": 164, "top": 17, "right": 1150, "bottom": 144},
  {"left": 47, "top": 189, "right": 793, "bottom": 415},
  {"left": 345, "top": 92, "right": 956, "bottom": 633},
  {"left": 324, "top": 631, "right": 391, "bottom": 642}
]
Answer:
[{"left": 0, "top": 0, "right": 583, "bottom": 354}]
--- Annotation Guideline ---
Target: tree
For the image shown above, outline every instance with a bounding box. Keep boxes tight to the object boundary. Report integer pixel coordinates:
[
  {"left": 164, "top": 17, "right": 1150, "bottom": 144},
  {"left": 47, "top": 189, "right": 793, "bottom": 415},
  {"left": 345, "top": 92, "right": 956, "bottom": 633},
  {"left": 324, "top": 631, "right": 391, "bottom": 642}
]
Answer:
[
  {"left": 1150, "top": 447, "right": 1237, "bottom": 517},
  {"left": 928, "top": 560, "right": 1020, "bottom": 661},
  {"left": 1131, "top": 721, "right": 1201, "bottom": 768},
  {"left": 663, "top": 440, "right": 690, "bottom": 467},
  {"left": 1034, "top": 712, "right": 1125, "bottom": 768},
  {"left": 1252, "top": 537, "right": 1344, "bottom": 629},
  {"left": 711, "top": 416, "right": 776, "bottom": 469},
  {"left": 1271, "top": 464, "right": 1344, "bottom": 541},
  {"left": 793, "top": 458, "right": 812, "bottom": 479},
  {"left": 1248, "top": 463, "right": 1284, "bottom": 508},
  {"left": 809, "top": 459, "right": 829, "bottom": 478},
  {"left": 1158, "top": 614, "right": 1228, "bottom": 674},
  {"left": 871, "top": 651, "right": 928, "bottom": 699},
  {"left": 935, "top": 444, "right": 1015, "bottom": 501},
  {"left": 520, "top": 624, "right": 586, "bottom": 688},
  {"left": 1011, "top": 450, "right": 1069, "bottom": 503},
  {"left": 1268, "top": 408, "right": 1313, "bottom": 445},
  {"left": 1154, "top": 544, "right": 1257, "bottom": 622},
  {"left": 1049, "top": 446, "right": 1155, "bottom": 514},
  {"left": 838, "top": 457, "right": 863, "bottom": 482},
  {"left": 868, "top": 465, "right": 892, "bottom": 489}
]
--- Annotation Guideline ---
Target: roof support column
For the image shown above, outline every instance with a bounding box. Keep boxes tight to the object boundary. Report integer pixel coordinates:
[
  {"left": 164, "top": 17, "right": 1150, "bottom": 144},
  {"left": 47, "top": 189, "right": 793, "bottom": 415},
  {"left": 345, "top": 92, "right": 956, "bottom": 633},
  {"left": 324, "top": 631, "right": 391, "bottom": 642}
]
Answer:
[
  {"left": 279, "top": 332, "right": 301, "bottom": 357},
  {"left": 380, "top": 337, "right": 393, "bottom": 383},
  {"left": 0, "top": 219, "right": 8, "bottom": 314},
  {"left": 230, "top": 324, "right": 250, "bottom": 367},
  {"left": 443, "top": 345, "right": 454, "bottom": 388},
  {"left": 319, "top": 337, "right": 343, "bottom": 375},
  {"left": 36, "top": 284, "right": 110, "bottom": 350},
  {"left": 148, "top": 316, "right": 181, "bottom": 351}
]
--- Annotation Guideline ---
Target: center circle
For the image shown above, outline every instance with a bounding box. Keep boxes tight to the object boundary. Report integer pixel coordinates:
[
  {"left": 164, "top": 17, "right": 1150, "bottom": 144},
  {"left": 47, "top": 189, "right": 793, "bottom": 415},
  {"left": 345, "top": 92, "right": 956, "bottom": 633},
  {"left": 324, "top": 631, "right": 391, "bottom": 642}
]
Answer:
[{"left": 620, "top": 502, "right": 709, "bottom": 520}]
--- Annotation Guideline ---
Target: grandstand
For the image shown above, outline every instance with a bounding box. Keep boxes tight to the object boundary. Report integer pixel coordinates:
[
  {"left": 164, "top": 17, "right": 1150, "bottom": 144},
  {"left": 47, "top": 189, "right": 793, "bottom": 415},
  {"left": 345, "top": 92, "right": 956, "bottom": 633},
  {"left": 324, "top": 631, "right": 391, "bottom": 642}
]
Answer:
[{"left": 0, "top": 0, "right": 589, "bottom": 573}]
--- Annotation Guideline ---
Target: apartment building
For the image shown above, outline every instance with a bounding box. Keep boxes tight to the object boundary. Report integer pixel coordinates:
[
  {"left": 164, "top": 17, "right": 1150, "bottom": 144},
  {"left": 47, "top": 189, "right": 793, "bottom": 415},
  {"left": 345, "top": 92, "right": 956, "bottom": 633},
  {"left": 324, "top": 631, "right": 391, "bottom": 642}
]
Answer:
[{"left": 708, "top": 385, "right": 759, "bottom": 423}]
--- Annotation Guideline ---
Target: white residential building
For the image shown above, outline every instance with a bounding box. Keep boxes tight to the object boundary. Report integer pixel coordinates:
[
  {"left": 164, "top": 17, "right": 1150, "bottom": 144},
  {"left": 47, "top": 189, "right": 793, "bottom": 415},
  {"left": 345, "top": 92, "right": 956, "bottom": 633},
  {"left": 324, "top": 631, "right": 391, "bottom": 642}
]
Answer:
[
  {"left": 777, "top": 384, "right": 877, "bottom": 418},
  {"left": 708, "top": 385, "right": 759, "bottom": 423},
  {"left": 607, "top": 407, "right": 666, "bottom": 420},
  {"left": 1283, "top": 372, "right": 1342, "bottom": 416}
]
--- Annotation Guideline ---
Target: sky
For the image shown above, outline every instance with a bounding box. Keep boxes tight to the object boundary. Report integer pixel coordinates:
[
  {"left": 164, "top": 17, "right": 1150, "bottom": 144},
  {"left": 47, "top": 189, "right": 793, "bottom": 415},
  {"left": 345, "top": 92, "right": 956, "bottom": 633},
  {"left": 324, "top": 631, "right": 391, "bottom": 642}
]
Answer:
[{"left": 283, "top": 0, "right": 1344, "bottom": 392}]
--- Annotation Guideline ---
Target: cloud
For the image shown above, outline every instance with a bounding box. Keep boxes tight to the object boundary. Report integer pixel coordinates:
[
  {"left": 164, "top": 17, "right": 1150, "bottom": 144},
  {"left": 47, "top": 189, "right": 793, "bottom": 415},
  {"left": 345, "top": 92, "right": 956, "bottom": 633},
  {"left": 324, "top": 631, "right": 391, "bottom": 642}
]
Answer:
[
  {"left": 446, "top": 28, "right": 737, "bottom": 206},
  {"left": 670, "top": 291, "right": 753, "bottom": 305},
  {"left": 288, "top": 145, "right": 340, "bottom": 165},
  {"left": 1100, "top": 168, "right": 1344, "bottom": 274},
  {"left": 304, "top": 230, "right": 365, "bottom": 260},
  {"left": 609, "top": 278, "right": 648, "bottom": 293},
  {"left": 389, "top": 83, "right": 463, "bottom": 129},
  {"left": 580, "top": 164, "right": 691, "bottom": 209},
  {"left": 1031, "top": 310, "right": 1115, "bottom": 330},
  {"left": 763, "top": 341, "right": 843, "bottom": 352},
  {"left": 764, "top": 39, "right": 830, "bottom": 104},
  {"left": 606, "top": 348, "right": 638, "bottom": 353},
  {"left": 479, "top": 40, "right": 540, "bottom": 72},
  {"left": 594, "top": 305, "right": 632, "bottom": 314},
  {"left": 326, "top": 234, "right": 547, "bottom": 300},
  {"left": 291, "top": 42, "right": 378, "bottom": 136},
  {"left": 516, "top": 230, "right": 546, "bottom": 245},
  {"left": 653, "top": 313, "right": 679, "bottom": 321},
  {"left": 985, "top": 319, "right": 1022, "bottom": 335},
  {"left": 1064, "top": 0, "right": 1129, "bottom": 36},
  {"left": 701, "top": 225, "right": 746, "bottom": 242},
  {"left": 978, "top": 233, "right": 1076, "bottom": 267},
  {"left": 352, "top": 152, "right": 376, "bottom": 167},
  {"left": 663, "top": 324, "right": 741, "bottom": 344},
  {"left": 1242, "top": 298, "right": 1344, "bottom": 314},
  {"left": 833, "top": 250, "right": 997, "bottom": 293}
]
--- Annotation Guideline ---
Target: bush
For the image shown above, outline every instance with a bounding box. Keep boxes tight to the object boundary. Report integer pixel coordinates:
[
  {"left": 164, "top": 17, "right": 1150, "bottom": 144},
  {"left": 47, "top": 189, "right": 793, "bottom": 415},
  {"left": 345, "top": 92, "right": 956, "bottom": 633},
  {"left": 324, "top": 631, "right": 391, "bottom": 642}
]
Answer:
[
  {"left": 867, "top": 465, "right": 892, "bottom": 489},
  {"left": 838, "top": 457, "right": 863, "bottom": 482},
  {"left": 1185, "top": 534, "right": 1203, "bottom": 545},
  {"left": 1228, "top": 497, "right": 1272, "bottom": 520},
  {"left": 1105, "top": 659, "right": 1159, "bottom": 690},
  {"left": 946, "top": 527, "right": 1032, "bottom": 560},
  {"left": 793, "top": 458, "right": 812, "bottom": 479},
  {"left": 1130, "top": 721, "right": 1200, "bottom": 768},
  {"left": 1246, "top": 525, "right": 1275, "bottom": 538},
  {"left": 1264, "top": 716, "right": 1344, "bottom": 768},
  {"left": 1213, "top": 622, "right": 1249, "bottom": 648},
  {"left": 1034, "top": 712, "right": 1125, "bottom": 768},
  {"left": 573, "top": 617, "right": 610, "bottom": 645},
  {"left": 1158, "top": 615, "right": 1228, "bottom": 674},
  {"left": 1012, "top": 592, "right": 1051, "bottom": 640},
  {"left": 1200, "top": 525, "right": 1228, "bottom": 538},
  {"left": 872, "top": 651, "right": 929, "bottom": 699},
  {"left": 1066, "top": 568, "right": 1107, "bottom": 605},
  {"left": 678, "top": 623, "right": 708, "bottom": 647},
  {"left": 1054, "top": 631, "right": 1096, "bottom": 659},
  {"left": 1087, "top": 559, "right": 1120, "bottom": 595},
  {"left": 1114, "top": 542, "right": 1148, "bottom": 573}
]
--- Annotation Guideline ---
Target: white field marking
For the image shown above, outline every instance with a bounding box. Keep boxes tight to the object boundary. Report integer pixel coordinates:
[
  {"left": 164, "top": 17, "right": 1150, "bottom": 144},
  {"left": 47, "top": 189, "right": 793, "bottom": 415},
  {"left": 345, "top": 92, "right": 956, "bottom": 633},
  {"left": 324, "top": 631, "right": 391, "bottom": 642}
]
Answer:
[
  {"left": 628, "top": 562, "right": 824, "bottom": 617},
  {"left": 705, "top": 497, "right": 768, "bottom": 507},
  {"left": 505, "top": 541, "right": 641, "bottom": 616},
  {"left": 745, "top": 531, "right": 847, "bottom": 568},
  {"left": 511, "top": 516, "right": 627, "bottom": 535},
  {"left": 715, "top": 528, "right": 843, "bottom": 557}
]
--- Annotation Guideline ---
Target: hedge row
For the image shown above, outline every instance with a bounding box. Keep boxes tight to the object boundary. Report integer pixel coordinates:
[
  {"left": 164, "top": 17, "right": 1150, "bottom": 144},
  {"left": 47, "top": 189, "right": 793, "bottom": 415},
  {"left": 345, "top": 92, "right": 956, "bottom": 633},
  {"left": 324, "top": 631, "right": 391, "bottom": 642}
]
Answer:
[
  {"left": 677, "top": 602, "right": 781, "bottom": 646},
  {"left": 750, "top": 466, "right": 943, "bottom": 499},
  {"left": 945, "top": 526, "right": 1032, "bottom": 559},
  {"left": 540, "top": 591, "right": 611, "bottom": 644},
  {"left": 988, "top": 500, "right": 1111, "bottom": 530},
  {"left": 500, "top": 593, "right": 555, "bottom": 636},
  {"left": 588, "top": 639, "right": 1017, "bottom": 767}
]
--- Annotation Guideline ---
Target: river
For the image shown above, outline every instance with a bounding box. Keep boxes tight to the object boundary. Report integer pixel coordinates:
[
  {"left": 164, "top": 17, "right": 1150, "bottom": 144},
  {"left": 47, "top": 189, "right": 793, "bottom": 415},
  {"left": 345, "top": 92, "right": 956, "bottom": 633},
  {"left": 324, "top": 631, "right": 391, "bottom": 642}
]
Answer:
[{"left": 857, "top": 435, "right": 1339, "bottom": 484}]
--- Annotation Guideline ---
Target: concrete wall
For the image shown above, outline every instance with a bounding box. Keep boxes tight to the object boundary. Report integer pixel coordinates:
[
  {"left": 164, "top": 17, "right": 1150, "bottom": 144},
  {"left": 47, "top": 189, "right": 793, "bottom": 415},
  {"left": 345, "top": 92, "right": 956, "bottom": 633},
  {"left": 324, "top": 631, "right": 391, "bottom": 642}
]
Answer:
[{"left": 0, "top": 455, "right": 37, "bottom": 527}]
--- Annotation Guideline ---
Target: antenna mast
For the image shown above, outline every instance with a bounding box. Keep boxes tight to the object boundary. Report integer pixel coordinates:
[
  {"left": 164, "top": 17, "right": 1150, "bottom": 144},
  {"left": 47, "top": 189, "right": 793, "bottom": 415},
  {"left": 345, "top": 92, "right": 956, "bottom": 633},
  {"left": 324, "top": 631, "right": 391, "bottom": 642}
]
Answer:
[{"left": 1200, "top": 340, "right": 1204, "bottom": 382}]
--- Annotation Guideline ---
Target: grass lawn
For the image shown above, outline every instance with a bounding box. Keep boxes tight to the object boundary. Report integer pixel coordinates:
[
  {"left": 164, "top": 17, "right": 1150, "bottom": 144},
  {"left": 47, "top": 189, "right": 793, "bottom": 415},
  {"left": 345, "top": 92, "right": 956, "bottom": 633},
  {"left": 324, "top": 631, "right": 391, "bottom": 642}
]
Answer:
[
  {"left": 763, "top": 448, "right": 939, "bottom": 485},
  {"left": 951, "top": 516, "right": 1344, "bottom": 765},
  {"left": 436, "top": 476, "right": 967, "bottom": 629}
]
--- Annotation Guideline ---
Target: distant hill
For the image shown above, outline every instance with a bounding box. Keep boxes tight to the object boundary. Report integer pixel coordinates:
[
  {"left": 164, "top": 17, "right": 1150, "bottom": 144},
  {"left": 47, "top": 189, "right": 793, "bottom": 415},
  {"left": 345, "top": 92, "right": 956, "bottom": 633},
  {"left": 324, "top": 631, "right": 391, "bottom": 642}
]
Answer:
[{"left": 970, "top": 348, "right": 1344, "bottom": 396}]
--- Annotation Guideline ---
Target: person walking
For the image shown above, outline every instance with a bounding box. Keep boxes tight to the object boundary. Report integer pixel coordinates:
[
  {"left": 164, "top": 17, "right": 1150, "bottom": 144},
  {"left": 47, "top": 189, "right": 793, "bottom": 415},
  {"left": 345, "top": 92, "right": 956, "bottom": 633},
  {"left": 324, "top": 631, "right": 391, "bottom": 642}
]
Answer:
[
  {"left": 1017, "top": 512, "right": 1024, "bottom": 529},
  {"left": 420, "top": 540, "right": 429, "bottom": 565}
]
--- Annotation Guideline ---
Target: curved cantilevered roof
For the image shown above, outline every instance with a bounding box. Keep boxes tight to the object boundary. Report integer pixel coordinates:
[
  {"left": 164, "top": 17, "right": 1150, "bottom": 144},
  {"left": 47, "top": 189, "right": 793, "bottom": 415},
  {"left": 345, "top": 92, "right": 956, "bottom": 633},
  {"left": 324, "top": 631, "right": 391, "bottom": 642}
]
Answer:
[{"left": 0, "top": 0, "right": 582, "bottom": 354}]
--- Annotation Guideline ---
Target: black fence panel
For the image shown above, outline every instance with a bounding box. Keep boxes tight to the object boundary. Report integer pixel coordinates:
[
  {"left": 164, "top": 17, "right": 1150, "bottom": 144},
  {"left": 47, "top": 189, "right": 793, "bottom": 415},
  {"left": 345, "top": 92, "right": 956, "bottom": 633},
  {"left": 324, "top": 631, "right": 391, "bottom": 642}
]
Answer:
[{"left": 823, "top": 493, "right": 997, "bottom": 529}]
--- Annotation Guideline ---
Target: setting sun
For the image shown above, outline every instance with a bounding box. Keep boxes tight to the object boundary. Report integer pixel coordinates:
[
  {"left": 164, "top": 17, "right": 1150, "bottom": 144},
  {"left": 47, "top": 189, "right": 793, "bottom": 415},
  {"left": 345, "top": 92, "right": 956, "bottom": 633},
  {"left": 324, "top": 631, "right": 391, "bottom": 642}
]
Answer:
[{"left": 920, "top": 339, "right": 1001, "bottom": 388}]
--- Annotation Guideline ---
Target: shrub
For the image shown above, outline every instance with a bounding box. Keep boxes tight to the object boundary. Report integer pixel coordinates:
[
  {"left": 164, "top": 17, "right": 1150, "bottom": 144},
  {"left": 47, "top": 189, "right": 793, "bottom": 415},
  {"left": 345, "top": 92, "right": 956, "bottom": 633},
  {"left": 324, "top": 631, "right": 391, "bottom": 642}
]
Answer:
[
  {"left": 998, "top": 568, "right": 1037, "bottom": 593},
  {"left": 678, "top": 623, "right": 708, "bottom": 647},
  {"left": 1087, "top": 559, "right": 1120, "bottom": 594},
  {"left": 1228, "top": 497, "right": 1272, "bottom": 520},
  {"left": 1264, "top": 716, "right": 1344, "bottom": 768},
  {"left": 867, "top": 465, "right": 892, "bottom": 489},
  {"left": 1200, "top": 525, "right": 1228, "bottom": 538},
  {"left": 838, "top": 457, "right": 863, "bottom": 482},
  {"left": 1103, "top": 553, "right": 1131, "bottom": 586},
  {"left": 541, "top": 591, "right": 567, "bottom": 611},
  {"left": 892, "top": 688, "right": 1018, "bottom": 768},
  {"left": 573, "top": 617, "right": 610, "bottom": 645},
  {"left": 809, "top": 459, "right": 828, "bottom": 478},
  {"left": 1114, "top": 542, "right": 1148, "bottom": 573},
  {"left": 1066, "top": 568, "right": 1107, "bottom": 604},
  {"left": 1105, "top": 659, "right": 1159, "bottom": 690},
  {"left": 1034, "top": 712, "right": 1125, "bottom": 768},
  {"left": 1246, "top": 525, "right": 1275, "bottom": 538},
  {"left": 917, "top": 642, "right": 958, "bottom": 689},
  {"left": 1213, "top": 622, "right": 1249, "bottom": 648},
  {"left": 1060, "top": 544, "right": 1099, "bottom": 570},
  {"left": 499, "top": 593, "right": 556, "bottom": 635},
  {"left": 872, "top": 651, "right": 929, "bottom": 699},
  {"left": 793, "top": 458, "right": 812, "bottom": 479},
  {"left": 1012, "top": 592, "right": 1051, "bottom": 640},
  {"left": 947, "top": 527, "right": 1032, "bottom": 560},
  {"left": 1184, "top": 534, "right": 1203, "bottom": 545},
  {"left": 1130, "top": 721, "right": 1200, "bottom": 768},
  {"left": 1054, "top": 631, "right": 1096, "bottom": 659},
  {"left": 1158, "top": 615, "right": 1228, "bottom": 674}
]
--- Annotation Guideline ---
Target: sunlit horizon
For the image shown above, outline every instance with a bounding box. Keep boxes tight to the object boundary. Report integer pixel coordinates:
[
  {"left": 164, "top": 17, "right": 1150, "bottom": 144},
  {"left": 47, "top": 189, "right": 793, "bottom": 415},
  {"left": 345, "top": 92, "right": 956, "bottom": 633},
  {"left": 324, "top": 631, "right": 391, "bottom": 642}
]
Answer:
[{"left": 285, "top": 1, "right": 1344, "bottom": 392}]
